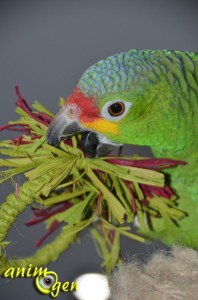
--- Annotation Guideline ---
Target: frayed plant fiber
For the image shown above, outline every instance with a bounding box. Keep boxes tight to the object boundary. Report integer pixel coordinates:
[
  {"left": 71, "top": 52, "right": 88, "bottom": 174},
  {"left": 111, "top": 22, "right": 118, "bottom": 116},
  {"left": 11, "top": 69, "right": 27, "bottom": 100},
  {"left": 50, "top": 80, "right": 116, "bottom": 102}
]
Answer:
[
  {"left": 0, "top": 88, "right": 186, "bottom": 275},
  {"left": 110, "top": 246, "right": 198, "bottom": 300}
]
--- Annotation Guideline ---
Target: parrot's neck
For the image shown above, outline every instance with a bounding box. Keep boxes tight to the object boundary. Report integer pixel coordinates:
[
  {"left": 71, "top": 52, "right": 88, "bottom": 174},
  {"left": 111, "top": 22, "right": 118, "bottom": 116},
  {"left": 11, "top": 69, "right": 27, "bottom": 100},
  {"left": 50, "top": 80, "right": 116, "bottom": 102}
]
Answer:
[
  {"left": 152, "top": 143, "right": 198, "bottom": 179},
  {"left": 150, "top": 138, "right": 198, "bottom": 248},
  {"left": 152, "top": 143, "right": 198, "bottom": 164},
  {"left": 152, "top": 142, "right": 198, "bottom": 204}
]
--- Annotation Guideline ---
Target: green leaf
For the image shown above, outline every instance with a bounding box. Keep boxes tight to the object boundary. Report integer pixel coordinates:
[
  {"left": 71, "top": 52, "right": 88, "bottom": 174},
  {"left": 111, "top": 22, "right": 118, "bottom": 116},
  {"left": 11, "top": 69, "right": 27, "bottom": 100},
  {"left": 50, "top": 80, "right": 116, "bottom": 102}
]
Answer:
[
  {"left": 102, "top": 218, "right": 145, "bottom": 243},
  {"left": 91, "top": 226, "right": 121, "bottom": 276},
  {"left": 25, "top": 157, "right": 75, "bottom": 181},
  {"left": 43, "top": 143, "right": 73, "bottom": 158},
  {"left": 47, "top": 192, "right": 96, "bottom": 225},
  {"left": 44, "top": 188, "right": 91, "bottom": 206},
  {"left": 87, "top": 158, "right": 165, "bottom": 187},
  {"left": 86, "top": 167, "right": 126, "bottom": 224},
  {"left": 63, "top": 215, "right": 96, "bottom": 235},
  {"left": 32, "top": 101, "right": 55, "bottom": 117}
]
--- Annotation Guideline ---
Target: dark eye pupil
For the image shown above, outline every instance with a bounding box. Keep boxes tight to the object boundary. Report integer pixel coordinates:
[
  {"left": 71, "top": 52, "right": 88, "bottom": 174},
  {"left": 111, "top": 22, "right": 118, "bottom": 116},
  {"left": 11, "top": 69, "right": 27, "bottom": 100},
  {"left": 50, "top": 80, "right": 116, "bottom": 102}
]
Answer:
[
  {"left": 44, "top": 278, "right": 52, "bottom": 285},
  {"left": 108, "top": 102, "right": 125, "bottom": 116}
]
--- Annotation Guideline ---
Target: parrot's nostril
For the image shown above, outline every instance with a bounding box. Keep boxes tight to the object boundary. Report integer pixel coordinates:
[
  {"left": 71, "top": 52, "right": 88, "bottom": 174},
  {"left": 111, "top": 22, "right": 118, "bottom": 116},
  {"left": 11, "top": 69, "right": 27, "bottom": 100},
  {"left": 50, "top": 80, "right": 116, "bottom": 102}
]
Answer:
[
  {"left": 66, "top": 104, "right": 80, "bottom": 119},
  {"left": 68, "top": 108, "right": 75, "bottom": 115}
]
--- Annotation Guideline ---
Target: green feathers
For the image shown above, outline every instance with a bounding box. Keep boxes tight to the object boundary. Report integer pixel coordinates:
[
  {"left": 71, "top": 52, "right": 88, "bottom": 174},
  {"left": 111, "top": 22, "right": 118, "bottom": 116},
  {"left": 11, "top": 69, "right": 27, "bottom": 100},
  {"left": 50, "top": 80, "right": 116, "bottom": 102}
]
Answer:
[
  {"left": 78, "top": 49, "right": 198, "bottom": 247},
  {"left": 48, "top": 49, "right": 198, "bottom": 247}
]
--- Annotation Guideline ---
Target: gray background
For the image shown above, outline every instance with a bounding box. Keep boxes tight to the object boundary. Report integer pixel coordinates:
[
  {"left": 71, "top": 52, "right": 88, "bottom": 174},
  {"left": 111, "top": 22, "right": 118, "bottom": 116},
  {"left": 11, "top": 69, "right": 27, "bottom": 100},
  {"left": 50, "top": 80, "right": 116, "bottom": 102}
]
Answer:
[{"left": 0, "top": 1, "right": 197, "bottom": 299}]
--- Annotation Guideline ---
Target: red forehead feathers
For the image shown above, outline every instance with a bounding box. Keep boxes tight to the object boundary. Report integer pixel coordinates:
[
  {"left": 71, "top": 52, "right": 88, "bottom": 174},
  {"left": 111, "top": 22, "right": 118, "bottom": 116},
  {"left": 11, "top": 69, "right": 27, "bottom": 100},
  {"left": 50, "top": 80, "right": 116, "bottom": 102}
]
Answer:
[{"left": 65, "top": 87, "right": 100, "bottom": 122}]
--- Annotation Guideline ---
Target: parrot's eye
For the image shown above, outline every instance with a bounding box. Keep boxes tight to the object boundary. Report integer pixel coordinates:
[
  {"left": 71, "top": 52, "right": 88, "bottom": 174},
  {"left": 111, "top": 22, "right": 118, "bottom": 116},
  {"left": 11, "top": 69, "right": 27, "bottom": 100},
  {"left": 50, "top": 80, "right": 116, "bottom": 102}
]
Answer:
[
  {"left": 108, "top": 102, "right": 125, "bottom": 116},
  {"left": 101, "top": 100, "right": 132, "bottom": 121}
]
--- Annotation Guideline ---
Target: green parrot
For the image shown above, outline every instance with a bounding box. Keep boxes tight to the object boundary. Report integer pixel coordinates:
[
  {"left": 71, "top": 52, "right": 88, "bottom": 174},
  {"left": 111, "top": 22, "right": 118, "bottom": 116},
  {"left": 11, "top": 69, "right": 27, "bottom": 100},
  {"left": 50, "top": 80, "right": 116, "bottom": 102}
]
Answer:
[{"left": 47, "top": 49, "right": 198, "bottom": 248}]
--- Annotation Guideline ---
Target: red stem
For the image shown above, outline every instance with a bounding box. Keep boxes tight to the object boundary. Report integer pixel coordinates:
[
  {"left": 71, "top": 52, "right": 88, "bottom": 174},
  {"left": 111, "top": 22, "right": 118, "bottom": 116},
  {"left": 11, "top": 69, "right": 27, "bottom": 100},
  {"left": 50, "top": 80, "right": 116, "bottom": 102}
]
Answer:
[{"left": 105, "top": 158, "right": 186, "bottom": 169}]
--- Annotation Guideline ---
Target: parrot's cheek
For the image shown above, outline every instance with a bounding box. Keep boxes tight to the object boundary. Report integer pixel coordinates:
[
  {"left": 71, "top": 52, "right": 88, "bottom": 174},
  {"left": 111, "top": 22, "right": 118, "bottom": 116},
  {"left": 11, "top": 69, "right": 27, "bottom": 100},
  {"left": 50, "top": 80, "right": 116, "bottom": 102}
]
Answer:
[
  {"left": 81, "top": 118, "right": 120, "bottom": 136},
  {"left": 46, "top": 106, "right": 83, "bottom": 146}
]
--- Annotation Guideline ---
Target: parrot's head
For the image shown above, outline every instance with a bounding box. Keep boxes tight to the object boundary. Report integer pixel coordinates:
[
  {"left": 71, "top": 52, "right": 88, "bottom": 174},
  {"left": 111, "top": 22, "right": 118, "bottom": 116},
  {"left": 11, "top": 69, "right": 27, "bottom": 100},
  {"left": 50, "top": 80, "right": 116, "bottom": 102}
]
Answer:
[{"left": 47, "top": 50, "right": 180, "bottom": 157}]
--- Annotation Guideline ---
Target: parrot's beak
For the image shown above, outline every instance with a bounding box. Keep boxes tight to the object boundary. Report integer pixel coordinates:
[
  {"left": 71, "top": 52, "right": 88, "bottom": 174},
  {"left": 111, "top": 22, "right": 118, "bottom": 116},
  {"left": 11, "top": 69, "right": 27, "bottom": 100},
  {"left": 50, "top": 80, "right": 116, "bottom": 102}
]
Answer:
[
  {"left": 46, "top": 106, "right": 83, "bottom": 146},
  {"left": 81, "top": 131, "right": 122, "bottom": 157},
  {"left": 46, "top": 106, "right": 122, "bottom": 157}
]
